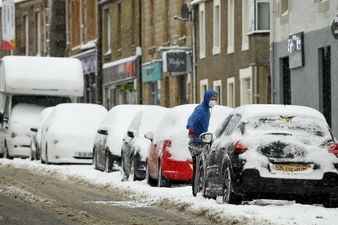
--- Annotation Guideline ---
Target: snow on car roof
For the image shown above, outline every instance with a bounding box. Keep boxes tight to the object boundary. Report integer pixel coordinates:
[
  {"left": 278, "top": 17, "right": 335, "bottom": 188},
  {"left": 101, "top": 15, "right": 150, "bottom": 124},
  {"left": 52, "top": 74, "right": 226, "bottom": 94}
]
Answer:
[
  {"left": 235, "top": 104, "right": 326, "bottom": 122},
  {"left": 104, "top": 104, "right": 165, "bottom": 156}
]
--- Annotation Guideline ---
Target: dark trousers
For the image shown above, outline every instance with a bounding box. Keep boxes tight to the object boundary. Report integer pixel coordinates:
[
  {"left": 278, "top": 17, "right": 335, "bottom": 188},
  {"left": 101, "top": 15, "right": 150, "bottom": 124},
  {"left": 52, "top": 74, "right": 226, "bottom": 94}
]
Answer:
[{"left": 188, "top": 140, "right": 204, "bottom": 196}]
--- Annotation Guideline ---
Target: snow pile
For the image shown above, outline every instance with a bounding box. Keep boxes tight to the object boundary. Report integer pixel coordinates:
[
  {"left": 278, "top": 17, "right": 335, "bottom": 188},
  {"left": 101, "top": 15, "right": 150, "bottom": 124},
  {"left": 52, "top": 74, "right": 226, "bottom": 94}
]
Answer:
[{"left": 1, "top": 158, "right": 337, "bottom": 225}]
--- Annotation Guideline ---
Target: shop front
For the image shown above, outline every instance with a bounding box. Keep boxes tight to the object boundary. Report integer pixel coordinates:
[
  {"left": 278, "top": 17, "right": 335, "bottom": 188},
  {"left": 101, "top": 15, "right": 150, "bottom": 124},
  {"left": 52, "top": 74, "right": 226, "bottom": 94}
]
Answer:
[
  {"left": 141, "top": 61, "right": 162, "bottom": 105},
  {"left": 74, "top": 49, "right": 97, "bottom": 103},
  {"left": 103, "top": 56, "right": 138, "bottom": 109}
]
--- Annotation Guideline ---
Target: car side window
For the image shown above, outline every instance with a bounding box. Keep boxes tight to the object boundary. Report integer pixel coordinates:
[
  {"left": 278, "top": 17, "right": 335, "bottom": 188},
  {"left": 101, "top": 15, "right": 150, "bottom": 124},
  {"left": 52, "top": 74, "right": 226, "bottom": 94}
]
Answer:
[
  {"left": 215, "top": 115, "right": 233, "bottom": 138},
  {"left": 223, "top": 115, "right": 242, "bottom": 137}
]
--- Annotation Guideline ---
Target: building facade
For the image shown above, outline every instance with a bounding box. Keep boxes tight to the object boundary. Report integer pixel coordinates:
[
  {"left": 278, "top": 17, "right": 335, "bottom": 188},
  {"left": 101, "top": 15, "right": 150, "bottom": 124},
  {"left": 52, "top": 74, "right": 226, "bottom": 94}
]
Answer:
[
  {"left": 0, "top": 0, "right": 66, "bottom": 57},
  {"left": 141, "top": 0, "right": 192, "bottom": 107},
  {"left": 271, "top": 0, "right": 338, "bottom": 135},
  {"left": 99, "top": 0, "right": 141, "bottom": 109},
  {"left": 66, "top": 0, "right": 98, "bottom": 103},
  {"left": 192, "top": 0, "right": 270, "bottom": 107}
]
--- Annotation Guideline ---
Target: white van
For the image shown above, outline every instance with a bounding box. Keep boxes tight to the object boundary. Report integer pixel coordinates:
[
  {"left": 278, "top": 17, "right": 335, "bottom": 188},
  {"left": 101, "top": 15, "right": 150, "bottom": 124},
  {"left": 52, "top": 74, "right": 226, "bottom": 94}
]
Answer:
[{"left": 0, "top": 56, "right": 84, "bottom": 158}]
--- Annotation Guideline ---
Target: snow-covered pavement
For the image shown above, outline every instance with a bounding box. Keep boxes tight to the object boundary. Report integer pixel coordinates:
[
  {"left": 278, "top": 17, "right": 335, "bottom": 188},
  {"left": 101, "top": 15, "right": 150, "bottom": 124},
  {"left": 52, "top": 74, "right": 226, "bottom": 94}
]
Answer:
[{"left": 0, "top": 158, "right": 337, "bottom": 225}]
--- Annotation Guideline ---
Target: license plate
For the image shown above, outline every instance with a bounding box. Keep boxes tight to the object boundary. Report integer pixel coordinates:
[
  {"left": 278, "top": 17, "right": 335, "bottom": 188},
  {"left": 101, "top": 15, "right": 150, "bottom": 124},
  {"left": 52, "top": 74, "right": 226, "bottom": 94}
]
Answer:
[
  {"left": 271, "top": 163, "right": 311, "bottom": 172},
  {"left": 75, "top": 152, "right": 93, "bottom": 158}
]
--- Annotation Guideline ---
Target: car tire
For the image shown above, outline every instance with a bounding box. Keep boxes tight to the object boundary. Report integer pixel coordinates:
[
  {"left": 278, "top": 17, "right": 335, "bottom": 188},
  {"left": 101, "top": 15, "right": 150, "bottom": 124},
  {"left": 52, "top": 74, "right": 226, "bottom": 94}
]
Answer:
[
  {"left": 104, "top": 150, "right": 112, "bottom": 173},
  {"left": 146, "top": 161, "right": 156, "bottom": 186},
  {"left": 158, "top": 160, "right": 171, "bottom": 187},
  {"left": 222, "top": 167, "right": 241, "bottom": 205}
]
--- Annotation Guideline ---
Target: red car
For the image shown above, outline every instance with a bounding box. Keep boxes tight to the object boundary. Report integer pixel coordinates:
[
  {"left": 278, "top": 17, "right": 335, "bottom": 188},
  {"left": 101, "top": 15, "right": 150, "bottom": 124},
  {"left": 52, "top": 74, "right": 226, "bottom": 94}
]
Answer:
[{"left": 145, "top": 104, "right": 233, "bottom": 187}]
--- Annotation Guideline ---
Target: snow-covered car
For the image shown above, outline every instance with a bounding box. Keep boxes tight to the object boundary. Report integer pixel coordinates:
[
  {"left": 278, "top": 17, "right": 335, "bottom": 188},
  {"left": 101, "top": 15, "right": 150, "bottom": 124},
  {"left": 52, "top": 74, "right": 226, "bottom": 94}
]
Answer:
[
  {"left": 40, "top": 103, "right": 107, "bottom": 164},
  {"left": 121, "top": 106, "right": 168, "bottom": 181},
  {"left": 197, "top": 104, "right": 338, "bottom": 207},
  {"left": 3, "top": 103, "right": 45, "bottom": 159},
  {"left": 30, "top": 107, "right": 54, "bottom": 160},
  {"left": 146, "top": 104, "right": 233, "bottom": 187},
  {"left": 93, "top": 104, "right": 157, "bottom": 172}
]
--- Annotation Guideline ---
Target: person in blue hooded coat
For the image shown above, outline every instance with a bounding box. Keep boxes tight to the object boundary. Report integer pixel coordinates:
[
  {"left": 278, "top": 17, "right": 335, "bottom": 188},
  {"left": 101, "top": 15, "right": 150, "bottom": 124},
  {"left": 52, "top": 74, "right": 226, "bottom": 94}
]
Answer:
[{"left": 186, "top": 89, "right": 218, "bottom": 196}]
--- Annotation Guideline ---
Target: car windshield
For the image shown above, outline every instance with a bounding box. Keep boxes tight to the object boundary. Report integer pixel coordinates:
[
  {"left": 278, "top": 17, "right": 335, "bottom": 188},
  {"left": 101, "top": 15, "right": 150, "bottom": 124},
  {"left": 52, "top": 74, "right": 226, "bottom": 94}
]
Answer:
[{"left": 245, "top": 115, "right": 332, "bottom": 144}]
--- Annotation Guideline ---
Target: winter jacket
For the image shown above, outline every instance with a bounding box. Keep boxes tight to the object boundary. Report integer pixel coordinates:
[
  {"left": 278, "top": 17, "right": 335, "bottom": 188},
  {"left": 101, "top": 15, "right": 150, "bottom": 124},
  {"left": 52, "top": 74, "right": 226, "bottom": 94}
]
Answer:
[{"left": 186, "top": 89, "right": 216, "bottom": 141}]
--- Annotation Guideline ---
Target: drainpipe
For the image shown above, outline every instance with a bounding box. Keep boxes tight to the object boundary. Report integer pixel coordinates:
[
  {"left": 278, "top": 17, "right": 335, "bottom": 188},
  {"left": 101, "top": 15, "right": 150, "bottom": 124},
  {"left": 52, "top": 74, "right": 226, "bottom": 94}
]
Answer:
[
  {"left": 270, "top": 0, "right": 276, "bottom": 104},
  {"left": 191, "top": 5, "right": 197, "bottom": 103}
]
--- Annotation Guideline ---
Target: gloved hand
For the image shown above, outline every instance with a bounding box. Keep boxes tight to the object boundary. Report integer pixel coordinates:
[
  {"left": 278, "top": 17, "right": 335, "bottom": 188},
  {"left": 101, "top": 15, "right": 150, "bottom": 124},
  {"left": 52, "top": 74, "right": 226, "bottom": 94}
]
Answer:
[{"left": 188, "top": 128, "right": 196, "bottom": 138}]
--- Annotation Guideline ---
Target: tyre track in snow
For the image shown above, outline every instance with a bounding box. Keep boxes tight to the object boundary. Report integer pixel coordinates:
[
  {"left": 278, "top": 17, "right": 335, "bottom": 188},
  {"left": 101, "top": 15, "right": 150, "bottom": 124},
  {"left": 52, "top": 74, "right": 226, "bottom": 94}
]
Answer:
[{"left": 0, "top": 166, "right": 227, "bottom": 225}]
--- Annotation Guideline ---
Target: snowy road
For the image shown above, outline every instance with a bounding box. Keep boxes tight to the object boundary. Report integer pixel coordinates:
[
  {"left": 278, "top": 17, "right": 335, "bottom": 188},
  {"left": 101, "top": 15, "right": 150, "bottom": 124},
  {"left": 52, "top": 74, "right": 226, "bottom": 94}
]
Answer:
[{"left": 0, "top": 159, "right": 337, "bottom": 225}]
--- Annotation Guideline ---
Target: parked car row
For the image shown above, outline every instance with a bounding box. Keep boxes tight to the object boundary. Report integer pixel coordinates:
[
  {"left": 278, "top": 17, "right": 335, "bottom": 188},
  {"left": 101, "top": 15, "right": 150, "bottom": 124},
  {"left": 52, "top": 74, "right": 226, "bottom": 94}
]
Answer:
[{"left": 2, "top": 102, "right": 338, "bottom": 207}]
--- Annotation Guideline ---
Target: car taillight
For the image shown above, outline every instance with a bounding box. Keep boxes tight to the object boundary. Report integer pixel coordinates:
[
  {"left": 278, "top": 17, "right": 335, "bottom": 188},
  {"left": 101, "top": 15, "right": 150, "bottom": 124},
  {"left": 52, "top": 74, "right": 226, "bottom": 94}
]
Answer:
[
  {"left": 163, "top": 140, "right": 172, "bottom": 148},
  {"left": 234, "top": 141, "right": 248, "bottom": 155},
  {"left": 328, "top": 143, "right": 338, "bottom": 158}
]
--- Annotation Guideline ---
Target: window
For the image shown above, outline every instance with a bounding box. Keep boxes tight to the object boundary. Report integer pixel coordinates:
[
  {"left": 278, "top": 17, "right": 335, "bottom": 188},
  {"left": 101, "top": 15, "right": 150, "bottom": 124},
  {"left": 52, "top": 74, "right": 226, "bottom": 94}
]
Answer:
[
  {"left": 200, "top": 79, "right": 208, "bottom": 102},
  {"left": 227, "top": 0, "right": 234, "bottom": 54},
  {"left": 104, "top": 9, "right": 111, "bottom": 53},
  {"left": 213, "top": 0, "right": 221, "bottom": 55},
  {"left": 117, "top": 2, "right": 122, "bottom": 50},
  {"left": 199, "top": 3, "right": 206, "bottom": 58},
  {"left": 256, "top": 0, "right": 270, "bottom": 30},
  {"left": 248, "top": 0, "right": 270, "bottom": 33},
  {"left": 24, "top": 15, "right": 29, "bottom": 55},
  {"left": 240, "top": 67, "right": 252, "bottom": 105},
  {"left": 242, "top": 0, "right": 249, "bottom": 51},
  {"left": 35, "top": 12, "right": 41, "bottom": 56},
  {"left": 213, "top": 80, "right": 222, "bottom": 105},
  {"left": 227, "top": 77, "right": 235, "bottom": 107}
]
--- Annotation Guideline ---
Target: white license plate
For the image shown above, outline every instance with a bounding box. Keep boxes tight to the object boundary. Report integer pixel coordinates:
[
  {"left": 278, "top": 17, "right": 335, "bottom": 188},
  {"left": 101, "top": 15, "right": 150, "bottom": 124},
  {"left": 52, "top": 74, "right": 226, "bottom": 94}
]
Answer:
[{"left": 75, "top": 152, "right": 93, "bottom": 158}]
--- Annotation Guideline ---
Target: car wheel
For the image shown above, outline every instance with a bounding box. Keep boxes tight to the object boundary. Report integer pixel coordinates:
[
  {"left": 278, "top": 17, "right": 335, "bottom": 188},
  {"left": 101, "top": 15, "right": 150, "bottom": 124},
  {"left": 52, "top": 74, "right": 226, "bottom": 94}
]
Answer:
[
  {"left": 146, "top": 161, "right": 156, "bottom": 186},
  {"left": 104, "top": 150, "right": 112, "bottom": 173},
  {"left": 158, "top": 160, "right": 170, "bottom": 187},
  {"left": 222, "top": 167, "right": 241, "bottom": 204}
]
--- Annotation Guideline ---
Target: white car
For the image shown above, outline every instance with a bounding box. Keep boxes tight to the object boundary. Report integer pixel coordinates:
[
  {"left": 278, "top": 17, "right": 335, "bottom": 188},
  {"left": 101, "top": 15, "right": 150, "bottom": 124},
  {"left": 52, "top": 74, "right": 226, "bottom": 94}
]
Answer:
[
  {"left": 93, "top": 104, "right": 165, "bottom": 172},
  {"left": 4, "top": 103, "right": 45, "bottom": 159},
  {"left": 121, "top": 106, "right": 168, "bottom": 180},
  {"left": 30, "top": 107, "right": 55, "bottom": 160},
  {"left": 40, "top": 103, "right": 107, "bottom": 164}
]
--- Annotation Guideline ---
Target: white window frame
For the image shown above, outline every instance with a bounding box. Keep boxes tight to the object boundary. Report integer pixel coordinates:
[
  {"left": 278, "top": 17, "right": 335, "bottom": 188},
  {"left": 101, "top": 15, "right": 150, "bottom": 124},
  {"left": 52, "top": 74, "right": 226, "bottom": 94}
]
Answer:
[
  {"left": 248, "top": 0, "right": 270, "bottom": 34},
  {"left": 240, "top": 67, "right": 252, "bottom": 105},
  {"left": 242, "top": 0, "right": 249, "bottom": 51},
  {"left": 199, "top": 3, "right": 206, "bottom": 59},
  {"left": 200, "top": 79, "right": 208, "bottom": 102},
  {"left": 227, "top": 0, "right": 234, "bottom": 54},
  {"left": 213, "top": 80, "right": 222, "bottom": 105},
  {"left": 24, "top": 15, "right": 29, "bottom": 56},
  {"left": 212, "top": 0, "right": 221, "bottom": 55},
  {"left": 227, "top": 77, "right": 235, "bottom": 107},
  {"left": 35, "top": 12, "right": 41, "bottom": 56}
]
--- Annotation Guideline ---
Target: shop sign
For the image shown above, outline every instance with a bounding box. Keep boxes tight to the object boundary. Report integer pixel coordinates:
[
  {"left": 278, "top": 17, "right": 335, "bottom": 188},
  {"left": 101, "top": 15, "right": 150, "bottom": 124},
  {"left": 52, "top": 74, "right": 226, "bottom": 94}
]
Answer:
[
  {"left": 103, "top": 56, "right": 136, "bottom": 84},
  {"left": 76, "top": 51, "right": 97, "bottom": 75},
  {"left": 162, "top": 51, "right": 189, "bottom": 73},
  {"left": 288, "top": 32, "right": 304, "bottom": 69},
  {"left": 142, "top": 61, "right": 161, "bottom": 83}
]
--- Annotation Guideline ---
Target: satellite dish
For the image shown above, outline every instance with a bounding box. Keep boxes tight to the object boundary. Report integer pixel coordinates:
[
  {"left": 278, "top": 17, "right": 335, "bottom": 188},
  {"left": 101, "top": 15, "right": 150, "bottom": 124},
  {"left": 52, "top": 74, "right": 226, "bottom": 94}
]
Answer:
[{"left": 181, "top": 3, "right": 190, "bottom": 21}]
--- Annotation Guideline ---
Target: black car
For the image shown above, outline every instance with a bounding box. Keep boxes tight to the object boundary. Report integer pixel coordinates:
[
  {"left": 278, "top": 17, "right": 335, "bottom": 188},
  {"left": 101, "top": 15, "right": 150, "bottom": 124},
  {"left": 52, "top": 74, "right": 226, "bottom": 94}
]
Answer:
[{"left": 195, "top": 104, "right": 338, "bottom": 207}]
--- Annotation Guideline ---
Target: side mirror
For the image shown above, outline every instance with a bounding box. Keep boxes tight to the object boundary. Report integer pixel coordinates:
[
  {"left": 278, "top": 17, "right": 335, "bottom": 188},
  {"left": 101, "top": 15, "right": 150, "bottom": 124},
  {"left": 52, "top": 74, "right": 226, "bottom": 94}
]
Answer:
[
  {"left": 200, "top": 133, "right": 213, "bottom": 144},
  {"left": 127, "top": 130, "right": 135, "bottom": 138},
  {"left": 97, "top": 129, "right": 108, "bottom": 135},
  {"left": 144, "top": 131, "right": 154, "bottom": 141},
  {"left": 31, "top": 128, "right": 38, "bottom": 132}
]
